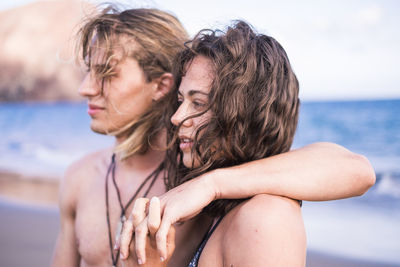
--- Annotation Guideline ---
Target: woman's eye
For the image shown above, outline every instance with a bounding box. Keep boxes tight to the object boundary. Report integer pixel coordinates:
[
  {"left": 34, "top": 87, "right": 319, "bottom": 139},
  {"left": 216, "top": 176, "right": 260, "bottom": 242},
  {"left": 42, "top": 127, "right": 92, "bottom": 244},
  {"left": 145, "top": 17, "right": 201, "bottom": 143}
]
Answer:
[{"left": 193, "top": 101, "right": 205, "bottom": 109}]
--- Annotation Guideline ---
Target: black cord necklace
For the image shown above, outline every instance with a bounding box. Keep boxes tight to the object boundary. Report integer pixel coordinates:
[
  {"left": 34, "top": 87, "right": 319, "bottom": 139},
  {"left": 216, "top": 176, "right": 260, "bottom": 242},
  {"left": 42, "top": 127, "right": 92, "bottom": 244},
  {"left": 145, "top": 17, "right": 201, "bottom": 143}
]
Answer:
[{"left": 105, "top": 154, "right": 164, "bottom": 267}]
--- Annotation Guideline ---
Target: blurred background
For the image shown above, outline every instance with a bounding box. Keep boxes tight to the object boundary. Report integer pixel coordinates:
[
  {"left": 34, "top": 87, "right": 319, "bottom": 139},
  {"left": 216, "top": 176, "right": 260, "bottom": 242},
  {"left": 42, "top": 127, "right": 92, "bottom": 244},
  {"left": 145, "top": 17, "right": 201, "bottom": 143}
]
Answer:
[{"left": 0, "top": 0, "right": 399, "bottom": 266}]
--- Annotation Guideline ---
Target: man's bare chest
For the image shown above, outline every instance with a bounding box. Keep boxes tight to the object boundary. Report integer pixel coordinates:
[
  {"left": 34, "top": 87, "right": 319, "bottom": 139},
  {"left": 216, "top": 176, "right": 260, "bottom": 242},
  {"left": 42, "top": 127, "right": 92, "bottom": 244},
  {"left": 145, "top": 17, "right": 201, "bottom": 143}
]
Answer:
[
  {"left": 75, "top": 181, "right": 115, "bottom": 266},
  {"left": 74, "top": 172, "right": 167, "bottom": 266}
]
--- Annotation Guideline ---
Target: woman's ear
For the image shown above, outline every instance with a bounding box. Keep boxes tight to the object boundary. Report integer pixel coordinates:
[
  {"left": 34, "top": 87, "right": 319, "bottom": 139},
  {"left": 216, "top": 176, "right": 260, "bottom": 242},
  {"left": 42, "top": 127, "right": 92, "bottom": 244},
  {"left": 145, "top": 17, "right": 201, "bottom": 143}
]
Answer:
[{"left": 152, "top": 73, "right": 174, "bottom": 101}]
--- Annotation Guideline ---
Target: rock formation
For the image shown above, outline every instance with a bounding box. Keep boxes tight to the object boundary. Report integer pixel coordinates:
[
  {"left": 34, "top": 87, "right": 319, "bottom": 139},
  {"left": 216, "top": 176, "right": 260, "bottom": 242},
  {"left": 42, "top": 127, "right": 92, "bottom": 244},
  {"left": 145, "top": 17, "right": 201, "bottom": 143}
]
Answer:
[{"left": 0, "top": 0, "right": 95, "bottom": 102}]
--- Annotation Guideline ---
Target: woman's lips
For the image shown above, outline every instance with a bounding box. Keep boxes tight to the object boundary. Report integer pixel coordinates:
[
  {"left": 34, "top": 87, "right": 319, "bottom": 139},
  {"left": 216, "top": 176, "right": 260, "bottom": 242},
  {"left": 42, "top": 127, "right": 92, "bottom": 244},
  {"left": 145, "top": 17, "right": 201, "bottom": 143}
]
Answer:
[{"left": 179, "top": 138, "right": 193, "bottom": 151}]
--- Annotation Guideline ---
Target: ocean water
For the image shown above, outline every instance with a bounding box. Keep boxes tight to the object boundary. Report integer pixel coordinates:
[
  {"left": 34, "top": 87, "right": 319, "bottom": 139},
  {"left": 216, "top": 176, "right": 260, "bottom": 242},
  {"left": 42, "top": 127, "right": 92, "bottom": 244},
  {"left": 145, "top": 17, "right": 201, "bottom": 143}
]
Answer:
[
  {"left": 294, "top": 100, "right": 400, "bottom": 265},
  {"left": 0, "top": 102, "right": 113, "bottom": 177},
  {"left": 0, "top": 99, "right": 399, "bottom": 264}
]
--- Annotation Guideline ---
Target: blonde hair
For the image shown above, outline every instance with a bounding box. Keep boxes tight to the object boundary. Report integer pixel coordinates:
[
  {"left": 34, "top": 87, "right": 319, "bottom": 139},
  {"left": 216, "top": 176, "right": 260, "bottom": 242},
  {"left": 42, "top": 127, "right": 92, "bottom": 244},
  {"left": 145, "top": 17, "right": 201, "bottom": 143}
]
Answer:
[{"left": 77, "top": 6, "right": 188, "bottom": 159}]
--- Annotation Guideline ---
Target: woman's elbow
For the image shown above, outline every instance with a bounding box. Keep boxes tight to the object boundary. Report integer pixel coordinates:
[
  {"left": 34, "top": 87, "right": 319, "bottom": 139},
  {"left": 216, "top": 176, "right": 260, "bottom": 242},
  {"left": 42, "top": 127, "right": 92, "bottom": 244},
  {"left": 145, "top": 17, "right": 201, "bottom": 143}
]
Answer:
[
  {"left": 318, "top": 142, "right": 376, "bottom": 195},
  {"left": 353, "top": 153, "right": 376, "bottom": 196}
]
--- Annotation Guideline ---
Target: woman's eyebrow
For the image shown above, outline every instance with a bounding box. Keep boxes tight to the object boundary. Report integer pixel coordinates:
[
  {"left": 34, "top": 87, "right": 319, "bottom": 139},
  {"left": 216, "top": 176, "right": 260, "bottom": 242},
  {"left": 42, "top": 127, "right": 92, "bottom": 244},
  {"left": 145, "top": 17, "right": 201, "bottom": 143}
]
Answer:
[
  {"left": 178, "top": 89, "right": 208, "bottom": 97},
  {"left": 188, "top": 90, "right": 208, "bottom": 96}
]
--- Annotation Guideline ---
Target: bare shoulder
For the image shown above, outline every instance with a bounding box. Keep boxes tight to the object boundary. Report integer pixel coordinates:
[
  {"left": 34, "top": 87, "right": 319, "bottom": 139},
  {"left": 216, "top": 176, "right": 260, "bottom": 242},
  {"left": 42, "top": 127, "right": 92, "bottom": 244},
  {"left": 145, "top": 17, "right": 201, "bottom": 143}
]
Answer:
[
  {"left": 225, "top": 194, "right": 304, "bottom": 240},
  {"left": 221, "top": 194, "right": 306, "bottom": 267},
  {"left": 59, "top": 148, "right": 112, "bottom": 214},
  {"left": 232, "top": 194, "right": 302, "bottom": 224},
  {"left": 64, "top": 148, "right": 112, "bottom": 178}
]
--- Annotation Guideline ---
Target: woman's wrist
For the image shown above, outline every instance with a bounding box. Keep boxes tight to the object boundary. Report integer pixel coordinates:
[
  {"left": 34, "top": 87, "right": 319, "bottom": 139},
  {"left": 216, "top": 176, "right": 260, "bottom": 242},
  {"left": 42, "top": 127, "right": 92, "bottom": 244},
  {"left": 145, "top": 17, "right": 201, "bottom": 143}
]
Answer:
[{"left": 201, "top": 168, "right": 223, "bottom": 201}]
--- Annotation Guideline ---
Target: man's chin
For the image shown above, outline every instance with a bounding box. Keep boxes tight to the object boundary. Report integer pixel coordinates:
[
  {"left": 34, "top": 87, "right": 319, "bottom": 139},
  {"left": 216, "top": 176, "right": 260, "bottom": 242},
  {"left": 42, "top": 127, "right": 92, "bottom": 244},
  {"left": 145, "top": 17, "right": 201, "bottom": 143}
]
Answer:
[
  {"left": 90, "top": 122, "right": 128, "bottom": 137},
  {"left": 90, "top": 124, "right": 108, "bottom": 135}
]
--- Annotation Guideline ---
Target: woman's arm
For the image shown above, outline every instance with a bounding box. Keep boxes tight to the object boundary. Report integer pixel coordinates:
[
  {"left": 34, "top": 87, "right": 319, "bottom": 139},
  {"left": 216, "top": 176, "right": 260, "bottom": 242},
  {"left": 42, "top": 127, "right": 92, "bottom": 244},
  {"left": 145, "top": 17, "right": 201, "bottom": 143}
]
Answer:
[
  {"left": 210, "top": 142, "right": 375, "bottom": 201},
  {"left": 120, "top": 142, "right": 375, "bottom": 261},
  {"left": 157, "top": 142, "right": 375, "bottom": 231}
]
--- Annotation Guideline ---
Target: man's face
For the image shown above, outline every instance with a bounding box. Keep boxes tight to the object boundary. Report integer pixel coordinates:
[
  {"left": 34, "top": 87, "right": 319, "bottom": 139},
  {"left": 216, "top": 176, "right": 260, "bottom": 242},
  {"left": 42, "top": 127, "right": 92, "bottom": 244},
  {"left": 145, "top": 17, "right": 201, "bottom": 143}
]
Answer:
[{"left": 79, "top": 48, "right": 156, "bottom": 137}]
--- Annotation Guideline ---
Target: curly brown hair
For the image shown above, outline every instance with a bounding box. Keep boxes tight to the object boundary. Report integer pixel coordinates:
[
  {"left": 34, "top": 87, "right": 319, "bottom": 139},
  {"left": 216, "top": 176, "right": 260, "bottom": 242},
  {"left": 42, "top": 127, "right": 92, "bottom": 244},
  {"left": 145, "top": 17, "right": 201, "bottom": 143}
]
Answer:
[
  {"left": 77, "top": 5, "right": 188, "bottom": 159},
  {"left": 164, "top": 21, "right": 300, "bottom": 217}
]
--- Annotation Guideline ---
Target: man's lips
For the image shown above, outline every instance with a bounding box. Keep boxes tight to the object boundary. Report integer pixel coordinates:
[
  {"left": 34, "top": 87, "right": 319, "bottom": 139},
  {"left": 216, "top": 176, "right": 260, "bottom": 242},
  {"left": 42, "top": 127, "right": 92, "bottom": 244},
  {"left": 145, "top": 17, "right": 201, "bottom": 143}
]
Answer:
[{"left": 88, "top": 104, "right": 105, "bottom": 115}]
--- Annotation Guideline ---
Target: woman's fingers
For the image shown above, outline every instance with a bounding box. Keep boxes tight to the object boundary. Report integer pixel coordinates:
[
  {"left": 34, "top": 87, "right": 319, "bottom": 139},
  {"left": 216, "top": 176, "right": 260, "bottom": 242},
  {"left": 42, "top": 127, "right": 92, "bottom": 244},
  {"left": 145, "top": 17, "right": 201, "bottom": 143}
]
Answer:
[
  {"left": 135, "top": 218, "right": 176, "bottom": 266},
  {"left": 148, "top": 197, "right": 161, "bottom": 236},
  {"left": 119, "top": 198, "right": 149, "bottom": 260},
  {"left": 117, "top": 217, "right": 132, "bottom": 254},
  {"left": 155, "top": 215, "right": 173, "bottom": 261},
  {"left": 119, "top": 196, "right": 168, "bottom": 264},
  {"left": 131, "top": 198, "right": 150, "bottom": 226},
  {"left": 135, "top": 218, "right": 149, "bottom": 264},
  {"left": 166, "top": 224, "right": 176, "bottom": 258},
  {"left": 135, "top": 196, "right": 162, "bottom": 264}
]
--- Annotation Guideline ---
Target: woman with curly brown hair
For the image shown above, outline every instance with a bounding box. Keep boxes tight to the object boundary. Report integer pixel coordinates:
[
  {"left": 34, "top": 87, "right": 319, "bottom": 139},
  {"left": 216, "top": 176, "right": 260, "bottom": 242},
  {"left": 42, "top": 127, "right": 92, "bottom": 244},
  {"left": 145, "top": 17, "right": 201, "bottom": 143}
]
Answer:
[
  {"left": 169, "top": 20, "right": 304, "bottom": 266},
  {"left": 169, "top": 21, "right": 305, "bottom": 266},
  {"left": 120, "top": 21, "right": 374, "bottom": 266}
]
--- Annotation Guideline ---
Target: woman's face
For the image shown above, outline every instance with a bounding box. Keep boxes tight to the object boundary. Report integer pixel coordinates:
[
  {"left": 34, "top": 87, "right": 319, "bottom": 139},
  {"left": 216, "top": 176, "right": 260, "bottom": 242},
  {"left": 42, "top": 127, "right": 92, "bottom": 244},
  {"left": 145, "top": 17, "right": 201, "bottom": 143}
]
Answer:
[{"left": 170, "top": 56, "right": 214, "bottom": 168}]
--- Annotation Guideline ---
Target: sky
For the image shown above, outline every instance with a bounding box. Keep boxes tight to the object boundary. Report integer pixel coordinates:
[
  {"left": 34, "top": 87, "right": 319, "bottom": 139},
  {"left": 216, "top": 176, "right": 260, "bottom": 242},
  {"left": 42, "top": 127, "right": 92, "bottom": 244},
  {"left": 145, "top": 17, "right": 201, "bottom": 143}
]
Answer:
[{"left": 1, "top": 0, "right": 399, "bottom": 101}]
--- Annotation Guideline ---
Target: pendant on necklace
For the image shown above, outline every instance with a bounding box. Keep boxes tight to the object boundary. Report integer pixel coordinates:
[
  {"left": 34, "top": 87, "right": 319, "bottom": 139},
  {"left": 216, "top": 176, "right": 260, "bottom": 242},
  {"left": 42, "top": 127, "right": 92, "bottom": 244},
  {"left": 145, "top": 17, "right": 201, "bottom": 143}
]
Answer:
[{"left": 115, "top": 215, "right": 126, "bottom": 243}]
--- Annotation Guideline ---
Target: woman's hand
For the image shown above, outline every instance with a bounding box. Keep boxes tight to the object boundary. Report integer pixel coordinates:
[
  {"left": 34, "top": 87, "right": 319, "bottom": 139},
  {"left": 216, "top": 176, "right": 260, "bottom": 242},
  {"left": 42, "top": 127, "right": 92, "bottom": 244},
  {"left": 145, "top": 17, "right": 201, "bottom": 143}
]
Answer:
[
  {"left": 119, "top": 176, "right": 217, "bottom": 263},
  {"left": 152, "top": 176, "right": 217, "bottom": 259},
  {"left": 117, "top": 197, "right": 176, "bottom": 265}
]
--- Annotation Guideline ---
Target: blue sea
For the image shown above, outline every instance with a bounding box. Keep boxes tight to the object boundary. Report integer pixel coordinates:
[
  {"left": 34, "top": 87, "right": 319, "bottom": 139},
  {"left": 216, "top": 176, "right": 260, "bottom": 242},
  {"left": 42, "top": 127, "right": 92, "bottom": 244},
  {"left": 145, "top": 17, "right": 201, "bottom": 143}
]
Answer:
[{"left": 0, "top": 100, "right": 399, "bottom": 264}]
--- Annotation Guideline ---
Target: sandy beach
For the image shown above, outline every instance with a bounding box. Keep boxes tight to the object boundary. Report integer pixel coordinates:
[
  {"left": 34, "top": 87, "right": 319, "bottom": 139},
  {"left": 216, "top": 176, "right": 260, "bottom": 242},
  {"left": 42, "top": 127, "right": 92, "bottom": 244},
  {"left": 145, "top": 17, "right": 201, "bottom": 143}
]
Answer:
[
  {"left": 0, "top": 172, "right": 398, "bottom": 267},
  {"left": 0, "top": 171, "right": 59, "bottom": 206}
]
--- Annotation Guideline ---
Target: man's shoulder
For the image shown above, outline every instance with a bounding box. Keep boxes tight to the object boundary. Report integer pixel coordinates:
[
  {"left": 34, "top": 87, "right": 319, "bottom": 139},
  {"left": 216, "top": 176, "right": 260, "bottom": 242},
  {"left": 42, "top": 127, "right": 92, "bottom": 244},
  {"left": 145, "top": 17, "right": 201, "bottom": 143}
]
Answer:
[
  {"left": 65, "top": 147, "right": 112, "bottom": 179},
  {"left": 59, "top": 148, "right": 113, "bottom": 208}
]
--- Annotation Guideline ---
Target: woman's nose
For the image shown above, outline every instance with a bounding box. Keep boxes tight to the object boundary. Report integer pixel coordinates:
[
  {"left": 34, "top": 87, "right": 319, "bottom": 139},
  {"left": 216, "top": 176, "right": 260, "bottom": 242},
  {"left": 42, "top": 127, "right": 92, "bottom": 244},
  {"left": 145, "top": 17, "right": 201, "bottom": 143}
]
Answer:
[
  {"left": 171, "top": 103, "right": 192, "bottom": 127},
  {"left": 78, "top": 73, "right": 101, "bottom": 97}
]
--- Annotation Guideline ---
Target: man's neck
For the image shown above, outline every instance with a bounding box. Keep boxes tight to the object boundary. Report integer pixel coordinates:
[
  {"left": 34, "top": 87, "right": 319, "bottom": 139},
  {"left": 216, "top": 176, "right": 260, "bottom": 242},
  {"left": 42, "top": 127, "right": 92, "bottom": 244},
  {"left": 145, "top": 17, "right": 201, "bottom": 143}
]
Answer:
[{"left": 114, "top": 130, "right": 166, "bottom": 172}]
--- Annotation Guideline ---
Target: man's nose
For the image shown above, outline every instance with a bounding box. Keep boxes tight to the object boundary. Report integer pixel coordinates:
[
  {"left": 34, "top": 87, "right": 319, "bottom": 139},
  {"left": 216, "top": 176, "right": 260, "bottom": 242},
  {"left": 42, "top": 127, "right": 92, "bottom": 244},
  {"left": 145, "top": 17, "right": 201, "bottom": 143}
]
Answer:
[{"left": 78, "top": 73, "right": 101, "bottom": 97}]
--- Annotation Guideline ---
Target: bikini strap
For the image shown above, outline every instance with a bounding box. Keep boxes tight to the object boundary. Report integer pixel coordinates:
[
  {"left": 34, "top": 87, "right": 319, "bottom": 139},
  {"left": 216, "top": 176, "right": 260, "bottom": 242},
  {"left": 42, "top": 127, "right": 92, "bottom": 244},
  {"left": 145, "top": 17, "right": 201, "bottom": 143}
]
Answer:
[{"left": 188, "top": 215, "right": 225, "bottom": 267}]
